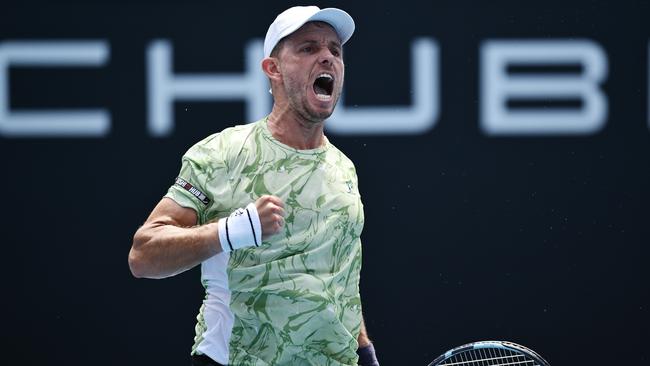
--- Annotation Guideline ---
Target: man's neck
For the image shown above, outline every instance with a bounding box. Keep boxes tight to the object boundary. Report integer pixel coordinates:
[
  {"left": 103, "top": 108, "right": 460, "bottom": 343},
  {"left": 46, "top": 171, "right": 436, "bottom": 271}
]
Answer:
[{"left": 266, "top": 107, "right": 326, "bottom": 150}]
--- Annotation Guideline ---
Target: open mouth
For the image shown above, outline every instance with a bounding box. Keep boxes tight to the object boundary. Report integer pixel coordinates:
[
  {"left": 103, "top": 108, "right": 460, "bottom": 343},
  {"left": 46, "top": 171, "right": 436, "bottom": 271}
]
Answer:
[{"left": 313, "top": 73, "right": 334, "bottom": 99}]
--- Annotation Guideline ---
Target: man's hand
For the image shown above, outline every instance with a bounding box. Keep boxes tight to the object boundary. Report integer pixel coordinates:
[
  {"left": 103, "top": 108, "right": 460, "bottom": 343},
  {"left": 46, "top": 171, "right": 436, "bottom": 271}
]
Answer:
[
  {"left": 255, "top": 195, "right": 285, "bottom": 238},
  {"left": 217, "top": 195, "right": 285, "bottom": 252}
]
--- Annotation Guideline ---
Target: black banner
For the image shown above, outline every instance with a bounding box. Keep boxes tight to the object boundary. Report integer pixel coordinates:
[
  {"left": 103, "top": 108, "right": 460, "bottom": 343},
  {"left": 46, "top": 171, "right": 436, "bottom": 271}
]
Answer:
[{"left": 2, "top": 0, "right": 649, "bottom": 365}]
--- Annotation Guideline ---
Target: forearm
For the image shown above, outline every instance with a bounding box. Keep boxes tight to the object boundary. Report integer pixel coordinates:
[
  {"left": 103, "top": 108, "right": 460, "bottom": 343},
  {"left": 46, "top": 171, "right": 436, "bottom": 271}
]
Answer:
[
  {"left": 358, "top": 317, "right": 371, "bottom": 347},
  {"left": 129, "top": 222, "right": 221, "bottom": 279},
  {"left": 357, "top": 315, "right": 380, "bottom": 365}
]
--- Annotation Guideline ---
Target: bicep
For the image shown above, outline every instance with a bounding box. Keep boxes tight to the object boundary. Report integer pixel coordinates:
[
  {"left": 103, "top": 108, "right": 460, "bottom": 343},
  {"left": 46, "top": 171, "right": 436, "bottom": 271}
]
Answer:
[{"left": 143, "top": 197, "right": 199, "bottom": 228}]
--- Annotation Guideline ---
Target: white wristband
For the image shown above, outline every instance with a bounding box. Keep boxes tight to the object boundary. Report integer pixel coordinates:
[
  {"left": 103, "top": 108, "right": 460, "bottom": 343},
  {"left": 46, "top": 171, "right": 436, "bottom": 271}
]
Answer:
[{"left": 217, "top": 202, "right": 262, "bottom": 252}]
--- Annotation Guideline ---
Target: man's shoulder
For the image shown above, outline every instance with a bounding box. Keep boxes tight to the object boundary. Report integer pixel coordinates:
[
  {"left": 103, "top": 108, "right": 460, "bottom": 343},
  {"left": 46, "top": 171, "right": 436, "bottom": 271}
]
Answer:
[
  {"left": 325, "top": 141, "right": 357, "bottom": 171},
  {"left": 186, "top": 121, "right": 259, "bottom": 156},
  {"left": 219, "top": 121, "right": 259, "bottom": 139}
]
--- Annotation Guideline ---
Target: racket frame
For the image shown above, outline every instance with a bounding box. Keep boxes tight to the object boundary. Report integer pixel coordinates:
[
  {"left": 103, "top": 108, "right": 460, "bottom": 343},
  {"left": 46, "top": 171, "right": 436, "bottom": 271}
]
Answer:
[{"left": 428, "top": 340, "right": 550, "bottom": 366}]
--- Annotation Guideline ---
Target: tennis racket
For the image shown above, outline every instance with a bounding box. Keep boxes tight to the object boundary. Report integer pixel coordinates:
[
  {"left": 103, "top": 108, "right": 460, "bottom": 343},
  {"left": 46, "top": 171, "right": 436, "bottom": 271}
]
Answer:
[{"left": 428, "top": 340, "right": 550, "bottom": 366}]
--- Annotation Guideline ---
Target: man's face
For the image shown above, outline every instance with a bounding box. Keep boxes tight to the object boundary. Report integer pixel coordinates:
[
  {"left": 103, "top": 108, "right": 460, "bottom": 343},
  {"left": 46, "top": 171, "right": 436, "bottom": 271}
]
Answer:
[{"left": 275, "top": 22, "right": 345, "bottom": 123}]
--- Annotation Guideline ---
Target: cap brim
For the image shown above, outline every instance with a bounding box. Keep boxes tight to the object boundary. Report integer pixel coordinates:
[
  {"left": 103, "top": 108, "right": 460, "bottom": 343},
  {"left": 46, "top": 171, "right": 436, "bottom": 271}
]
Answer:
[{"left": 306, "top": 8, "right": 355, "bottom": 45}]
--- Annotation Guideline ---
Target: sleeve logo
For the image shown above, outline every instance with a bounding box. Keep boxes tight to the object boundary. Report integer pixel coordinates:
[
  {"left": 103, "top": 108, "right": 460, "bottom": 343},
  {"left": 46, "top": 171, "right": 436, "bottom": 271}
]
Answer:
[{"left": 174, "top": 177, "right": 210, "bottom": 205}]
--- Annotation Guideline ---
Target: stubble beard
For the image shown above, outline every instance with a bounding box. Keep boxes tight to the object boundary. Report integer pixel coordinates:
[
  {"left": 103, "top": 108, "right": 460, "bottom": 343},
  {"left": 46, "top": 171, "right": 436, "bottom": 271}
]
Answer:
[{"left": 283, "top": 78, "right": 341, "bottom": 125}]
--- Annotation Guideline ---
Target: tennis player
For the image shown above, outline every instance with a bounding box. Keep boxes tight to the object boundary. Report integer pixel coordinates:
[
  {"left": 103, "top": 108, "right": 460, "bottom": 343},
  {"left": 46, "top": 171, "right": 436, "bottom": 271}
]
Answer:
[{"left": 129, "top": 6, "right": 379, "bottom": 366}]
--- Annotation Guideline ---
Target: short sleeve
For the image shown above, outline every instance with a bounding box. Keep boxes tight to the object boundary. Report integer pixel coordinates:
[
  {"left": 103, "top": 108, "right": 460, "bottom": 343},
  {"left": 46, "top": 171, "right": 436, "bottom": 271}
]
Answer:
[{"left": 164, "top": 133, "right": 223, "bottom": 222}]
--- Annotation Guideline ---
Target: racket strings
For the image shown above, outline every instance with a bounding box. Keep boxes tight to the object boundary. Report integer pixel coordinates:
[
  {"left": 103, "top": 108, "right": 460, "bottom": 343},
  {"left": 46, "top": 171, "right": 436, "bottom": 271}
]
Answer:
[{"left": 439, "top": 347, "right": 540, "bottom": 366}]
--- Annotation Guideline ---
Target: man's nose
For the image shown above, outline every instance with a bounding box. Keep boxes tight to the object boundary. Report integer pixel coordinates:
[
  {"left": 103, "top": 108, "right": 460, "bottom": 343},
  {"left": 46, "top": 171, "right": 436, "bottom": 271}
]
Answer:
[{"left": 318, "top": 50, "right": 335, "bottom": 66}]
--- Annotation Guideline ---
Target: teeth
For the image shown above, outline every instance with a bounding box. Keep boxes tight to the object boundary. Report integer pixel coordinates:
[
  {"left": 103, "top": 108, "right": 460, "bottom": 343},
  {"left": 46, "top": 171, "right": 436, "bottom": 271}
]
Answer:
[
  {"left": 315, "top": 94, "right": 332, "bottom": 101},
  {"left": 313, "top": 73, "right": 334, "bottom": 99}
]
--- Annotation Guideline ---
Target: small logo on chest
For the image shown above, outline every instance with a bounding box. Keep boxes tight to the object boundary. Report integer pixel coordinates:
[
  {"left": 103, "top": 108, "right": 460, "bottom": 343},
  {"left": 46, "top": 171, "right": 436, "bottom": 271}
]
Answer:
[{"left": 345, "top": 180, "right": 354, "bottom": 193}]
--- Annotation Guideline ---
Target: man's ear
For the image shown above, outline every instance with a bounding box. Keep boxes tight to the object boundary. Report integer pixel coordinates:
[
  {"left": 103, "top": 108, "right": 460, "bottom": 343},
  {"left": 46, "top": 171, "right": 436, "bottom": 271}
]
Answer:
[{"left": 261, "top": 57, "right": 282, "bottom": 82}]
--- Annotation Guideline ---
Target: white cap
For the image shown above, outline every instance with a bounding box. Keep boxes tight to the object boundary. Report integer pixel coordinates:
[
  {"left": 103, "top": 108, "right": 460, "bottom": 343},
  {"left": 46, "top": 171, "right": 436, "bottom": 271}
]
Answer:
[{"left": 263, "top": 6, "right": 355, "bottom": 58}]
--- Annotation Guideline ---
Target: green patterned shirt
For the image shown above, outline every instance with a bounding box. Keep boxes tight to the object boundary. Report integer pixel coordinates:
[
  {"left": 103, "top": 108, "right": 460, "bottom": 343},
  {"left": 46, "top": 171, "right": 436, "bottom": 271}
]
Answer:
[{"left": 165, "top": 118, "right": 364, "bottom": 365}]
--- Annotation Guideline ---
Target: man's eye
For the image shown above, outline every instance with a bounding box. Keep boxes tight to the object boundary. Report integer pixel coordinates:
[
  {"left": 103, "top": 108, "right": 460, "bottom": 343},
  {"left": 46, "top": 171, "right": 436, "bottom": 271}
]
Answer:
[{"left": 302, "top": 46, "right": 313, "bottom": 53}]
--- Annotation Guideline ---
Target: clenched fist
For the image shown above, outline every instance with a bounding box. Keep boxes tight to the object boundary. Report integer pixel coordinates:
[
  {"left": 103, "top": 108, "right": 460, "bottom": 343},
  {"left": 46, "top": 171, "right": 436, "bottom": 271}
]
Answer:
[{"left": 255, "top": 195, "right": 285, "bottom": 238}]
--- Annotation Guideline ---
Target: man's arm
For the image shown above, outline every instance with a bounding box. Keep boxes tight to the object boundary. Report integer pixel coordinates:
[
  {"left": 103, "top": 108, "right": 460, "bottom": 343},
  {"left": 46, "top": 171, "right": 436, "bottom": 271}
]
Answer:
[
  {"left": 128, "top": 197, "right": 219, "bottom": 279},
  {"left": 358, "top": 317, "right": 371, "bottom": 347},
  {"left": 357, "top": 315, "right": 380, "bottom": 366},
  {"left": 128, "top": 195, "right": 285, "bottom": 279}
]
